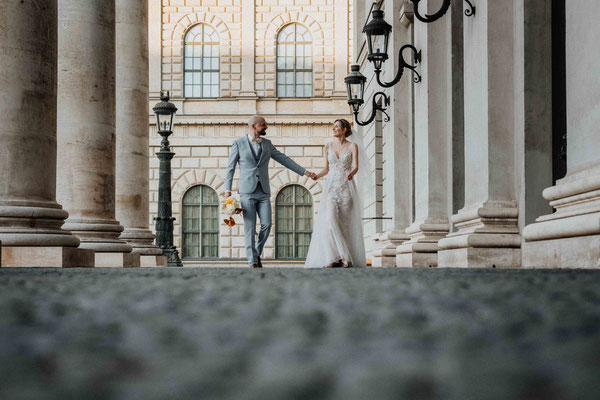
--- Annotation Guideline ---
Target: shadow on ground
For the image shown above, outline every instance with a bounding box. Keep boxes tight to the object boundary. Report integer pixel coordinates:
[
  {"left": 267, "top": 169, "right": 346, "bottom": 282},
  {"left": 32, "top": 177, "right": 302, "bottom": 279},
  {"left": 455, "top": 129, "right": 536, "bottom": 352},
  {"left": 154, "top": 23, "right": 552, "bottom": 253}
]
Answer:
[{"left": 1, "top": 267, "right": 600, "bottom": 400}]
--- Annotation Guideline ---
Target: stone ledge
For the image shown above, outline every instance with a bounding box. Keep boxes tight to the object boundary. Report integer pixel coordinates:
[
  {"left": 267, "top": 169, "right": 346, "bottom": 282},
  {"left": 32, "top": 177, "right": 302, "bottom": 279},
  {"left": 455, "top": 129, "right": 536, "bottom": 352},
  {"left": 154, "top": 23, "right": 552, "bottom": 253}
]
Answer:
[
  {"left": 1, "top": 247, "right": 94, "bottom": 268},
  {"left": 95, "top": 252, "right": 141, "bottom": 268},
  {"left": 141, "top": 255, "right": 168, "bottom": 267},
  {"left": 522, "top": 235, "right": 600, "bottom": 269}
]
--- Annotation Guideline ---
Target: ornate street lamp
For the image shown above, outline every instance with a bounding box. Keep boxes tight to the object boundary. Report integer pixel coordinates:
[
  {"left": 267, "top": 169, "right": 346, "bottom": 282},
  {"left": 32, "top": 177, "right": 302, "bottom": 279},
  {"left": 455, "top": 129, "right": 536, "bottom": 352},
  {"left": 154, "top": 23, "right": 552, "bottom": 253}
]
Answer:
[
  {"left": 410, "top": 0, "right": 476, "bottom": 23},
  {"left": 345, "top": 65, "right": 390, "bottom": 126},
  {"left": 153, "top": 91, "right": 182, "bottom": 267},
  {"left": 363, "top": 10, "right": 423, "bottom": 89}
]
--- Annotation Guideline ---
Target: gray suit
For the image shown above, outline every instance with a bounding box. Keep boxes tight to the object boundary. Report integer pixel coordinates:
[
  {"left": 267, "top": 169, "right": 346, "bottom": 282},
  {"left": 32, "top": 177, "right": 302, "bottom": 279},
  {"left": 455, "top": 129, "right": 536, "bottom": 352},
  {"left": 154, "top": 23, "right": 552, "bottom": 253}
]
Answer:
[{"left": 225, "top": 136, "right": 306, "bottom": 265}]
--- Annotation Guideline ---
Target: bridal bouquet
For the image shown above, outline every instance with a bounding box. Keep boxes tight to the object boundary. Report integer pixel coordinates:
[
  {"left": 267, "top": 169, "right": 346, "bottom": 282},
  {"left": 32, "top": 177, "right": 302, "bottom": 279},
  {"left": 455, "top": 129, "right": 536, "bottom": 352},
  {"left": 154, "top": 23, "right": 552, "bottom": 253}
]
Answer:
[{"left": 222, "top": 197, "right": 243, "bottom": 227}]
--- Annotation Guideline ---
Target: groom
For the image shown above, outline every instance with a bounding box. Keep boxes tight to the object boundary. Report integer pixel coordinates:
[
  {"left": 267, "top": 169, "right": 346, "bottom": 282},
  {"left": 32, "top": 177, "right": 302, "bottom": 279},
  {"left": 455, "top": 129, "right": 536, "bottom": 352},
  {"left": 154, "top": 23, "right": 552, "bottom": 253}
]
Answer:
[{"left": 224, "top": 115, "right": 317, "bottom": 268}]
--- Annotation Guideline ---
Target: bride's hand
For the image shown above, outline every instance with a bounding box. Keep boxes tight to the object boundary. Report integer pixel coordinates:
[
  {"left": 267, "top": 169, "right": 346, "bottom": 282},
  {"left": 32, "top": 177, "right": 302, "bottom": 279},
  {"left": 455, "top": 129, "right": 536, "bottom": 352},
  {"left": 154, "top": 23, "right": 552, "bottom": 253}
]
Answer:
[{"left": 347, "top": 173, "right": 355, "bottom": 181}]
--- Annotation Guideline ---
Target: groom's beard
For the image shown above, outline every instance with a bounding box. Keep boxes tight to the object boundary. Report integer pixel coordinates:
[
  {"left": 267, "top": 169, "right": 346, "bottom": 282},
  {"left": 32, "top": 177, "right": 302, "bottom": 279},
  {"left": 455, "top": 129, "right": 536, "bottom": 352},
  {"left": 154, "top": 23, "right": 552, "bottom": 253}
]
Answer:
[{"left": 259, "top": 130, "right": 267, "bottom": 136}]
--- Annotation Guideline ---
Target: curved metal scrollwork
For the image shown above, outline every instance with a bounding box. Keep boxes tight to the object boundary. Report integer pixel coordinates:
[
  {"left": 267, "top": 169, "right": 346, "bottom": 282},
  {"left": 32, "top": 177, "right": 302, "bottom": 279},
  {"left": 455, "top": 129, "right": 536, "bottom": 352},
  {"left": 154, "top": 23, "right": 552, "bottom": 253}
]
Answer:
[
  {"left": 464, "top": 0, "right": 476, "bottom": 17},
  {"left": 411, "top": 0, "right": 451, "bottom": 24},
  {"left": 375, "top": 44, "right": 422, "bottom": 88},
  {"left": 412, "top": 0, "right": 475, "bottom": 23},
  {"left": 353, "top": 92, "right": 391, "bottom": 127}
]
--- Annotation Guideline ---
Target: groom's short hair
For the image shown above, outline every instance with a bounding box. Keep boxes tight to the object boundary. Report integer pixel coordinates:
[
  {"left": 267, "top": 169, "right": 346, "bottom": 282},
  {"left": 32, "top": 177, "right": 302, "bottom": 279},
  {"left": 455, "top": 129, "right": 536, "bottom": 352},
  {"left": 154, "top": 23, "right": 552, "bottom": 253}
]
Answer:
[{"left": 248, "top": 115, "right": 263, "bottom": 127}]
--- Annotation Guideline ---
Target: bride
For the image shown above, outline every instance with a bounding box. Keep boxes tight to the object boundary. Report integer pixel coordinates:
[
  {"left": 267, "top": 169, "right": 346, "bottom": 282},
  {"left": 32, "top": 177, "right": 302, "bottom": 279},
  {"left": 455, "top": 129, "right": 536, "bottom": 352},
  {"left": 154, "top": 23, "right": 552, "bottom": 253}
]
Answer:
[{"left": 304, "top": 119, "right": 369, "bottom": 268}]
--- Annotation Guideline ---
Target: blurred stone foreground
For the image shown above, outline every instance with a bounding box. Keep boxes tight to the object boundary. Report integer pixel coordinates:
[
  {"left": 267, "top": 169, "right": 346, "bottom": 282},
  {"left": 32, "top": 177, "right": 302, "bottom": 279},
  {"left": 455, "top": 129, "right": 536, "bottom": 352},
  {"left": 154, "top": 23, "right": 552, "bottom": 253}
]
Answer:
[{"left": 1, "top": 268, "right": 599, "bottom": 400}]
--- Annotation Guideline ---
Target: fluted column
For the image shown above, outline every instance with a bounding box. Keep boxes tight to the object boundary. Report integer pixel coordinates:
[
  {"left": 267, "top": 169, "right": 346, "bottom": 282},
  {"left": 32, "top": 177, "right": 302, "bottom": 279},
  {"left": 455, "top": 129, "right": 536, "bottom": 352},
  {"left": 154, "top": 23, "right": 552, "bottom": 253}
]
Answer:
[
  {"left": 57, "top": 0, "right": 138, "bottom": 267},
  {"left": 396, "top": 0, "right": 451, "bottom": 268},
  {"left": 371, "top": 0, "right": 413, "bottom": 267},
  {"left": 438, "top": 0, "right": 521, "bottom": 268},
  {"left": 115, "top": 0, "right": 162, "bottom": 263},
  {"left": 522, "top": 0, "right": 600, "bottom": 268},
  {"left": 0, "top": 1, "right": 93, "bottom": 267}
]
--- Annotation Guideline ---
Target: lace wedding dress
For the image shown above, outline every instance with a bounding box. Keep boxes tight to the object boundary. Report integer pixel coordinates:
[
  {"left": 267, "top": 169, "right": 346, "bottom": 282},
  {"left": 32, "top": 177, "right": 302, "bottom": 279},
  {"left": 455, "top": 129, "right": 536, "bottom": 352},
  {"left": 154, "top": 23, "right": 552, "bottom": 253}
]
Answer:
[{"left": 304, "top": 142, "right": 366, "bottom": 268}]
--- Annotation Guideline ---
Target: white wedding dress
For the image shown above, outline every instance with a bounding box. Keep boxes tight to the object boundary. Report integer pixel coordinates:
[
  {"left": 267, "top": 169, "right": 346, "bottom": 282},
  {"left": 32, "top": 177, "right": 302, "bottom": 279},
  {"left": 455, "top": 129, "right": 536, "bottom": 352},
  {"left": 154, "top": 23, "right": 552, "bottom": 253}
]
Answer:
[{"left": 304, "top": 142, "right": 366, "bottom": 268}]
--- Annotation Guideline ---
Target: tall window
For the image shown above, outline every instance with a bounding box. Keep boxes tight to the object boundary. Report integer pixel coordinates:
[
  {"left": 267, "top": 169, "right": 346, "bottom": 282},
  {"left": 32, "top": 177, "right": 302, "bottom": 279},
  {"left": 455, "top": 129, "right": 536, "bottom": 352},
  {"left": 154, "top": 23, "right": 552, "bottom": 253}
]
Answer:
[
  {"left": 182, "top": 185, "right": 219, "bottom": 259},
  {"left": 277, "top": 24, "right": 313, "bottom": 97},
  {"left": 184, "top": 24, "right": 219, "bottom": 98},
  {"left": 275, "top": 185, "right": 313, "bottom": 259}
]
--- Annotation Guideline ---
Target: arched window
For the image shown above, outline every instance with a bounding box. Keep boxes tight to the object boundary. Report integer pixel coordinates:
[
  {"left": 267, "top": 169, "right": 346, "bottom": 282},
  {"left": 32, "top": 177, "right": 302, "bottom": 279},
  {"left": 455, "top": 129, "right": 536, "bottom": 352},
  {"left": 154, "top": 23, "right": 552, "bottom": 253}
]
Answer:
[
  {"left": 275, "top": 185, "right": 313, "bottom": 259},
  {"left": 182, "top": 185, "right": 219, "bottom": 259},
  {"left": 277, "top": 24, "right": 313, "bottom": 98},
  {"left": 184, "top": 24, "right": 219, "bottom": 98}
]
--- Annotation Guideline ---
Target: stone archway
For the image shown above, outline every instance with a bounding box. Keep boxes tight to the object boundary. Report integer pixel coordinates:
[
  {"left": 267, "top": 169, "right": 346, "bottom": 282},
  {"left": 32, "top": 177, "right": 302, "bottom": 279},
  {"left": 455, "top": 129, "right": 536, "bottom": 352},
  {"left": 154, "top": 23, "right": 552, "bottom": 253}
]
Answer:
[
  {"left": 257, "top": 12, "right": 326, "bottom": 97},
  {"left": 169, "top": 12, "right": 236, "bottom": 97},
  {"left": 171, "top": 170, "right": 225, "bottom": 248}
]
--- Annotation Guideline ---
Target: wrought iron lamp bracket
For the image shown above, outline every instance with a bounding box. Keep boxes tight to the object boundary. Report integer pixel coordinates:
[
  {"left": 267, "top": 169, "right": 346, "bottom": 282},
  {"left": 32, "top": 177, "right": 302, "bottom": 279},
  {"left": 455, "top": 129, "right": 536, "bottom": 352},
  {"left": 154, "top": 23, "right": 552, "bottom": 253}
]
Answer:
[
  {"left": 353, "top": 91, "right": 391, "bottom": 127},
  {"left": 411, "top": 0, "right": 475, "bottom": 23},
  {"left": 464, "top": 0, "right": 476, "bottom": 17},
  {"left": 375, "top": 44, "right": 422, "bottom": 88}
]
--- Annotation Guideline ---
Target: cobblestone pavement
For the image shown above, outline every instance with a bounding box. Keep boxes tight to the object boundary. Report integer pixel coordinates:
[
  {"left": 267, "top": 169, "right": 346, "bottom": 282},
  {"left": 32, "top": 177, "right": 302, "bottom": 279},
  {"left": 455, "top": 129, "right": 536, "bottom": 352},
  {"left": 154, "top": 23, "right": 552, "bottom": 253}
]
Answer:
[{"left": 1, "top": 267, "right": 600, "bottom": 400}]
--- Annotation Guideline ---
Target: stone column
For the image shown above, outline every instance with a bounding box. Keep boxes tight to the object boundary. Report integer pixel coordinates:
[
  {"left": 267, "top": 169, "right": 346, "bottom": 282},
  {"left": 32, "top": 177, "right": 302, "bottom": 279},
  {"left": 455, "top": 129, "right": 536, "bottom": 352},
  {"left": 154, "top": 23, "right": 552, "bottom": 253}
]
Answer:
[
  {"left": 333, "top": 0, "right": 349, "bottom": 96},
  {"left": 57, "top": 0, "right": 139, "bottom": 268},
  {"left": 240, "top": 0, "right": 256, "bottom": 97},
  {"left": 438, "top": 0, "right": 521, "bottom": 268},
  {"left": 396, "top": 0, "right": 450, "bottom": 268},
  {"left": 0, "top": 1, "right": 93, "bottom": 267},
  {"left": 371, "top": 0, "right": 413, "bottom": 267},
  {"left": 522, "top": 0, "right": 600, "bottom": 268},
  {"left": 148, "top": 0, "right": 162, "bottom": 98},
  {"left": 115, "top": 0, "right": 165, "bottom": 267}
]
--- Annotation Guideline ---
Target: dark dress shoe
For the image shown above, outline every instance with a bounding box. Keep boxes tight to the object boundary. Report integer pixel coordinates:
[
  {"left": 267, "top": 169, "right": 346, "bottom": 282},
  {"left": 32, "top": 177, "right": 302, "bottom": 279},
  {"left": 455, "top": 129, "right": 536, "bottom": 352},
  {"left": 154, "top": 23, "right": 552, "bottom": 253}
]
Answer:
[
  {"left": 250, "top": 263, "right": 261, "bottom": 269},
  {"left": 257, "top": 256, "right": 263, "bottom": 268}
]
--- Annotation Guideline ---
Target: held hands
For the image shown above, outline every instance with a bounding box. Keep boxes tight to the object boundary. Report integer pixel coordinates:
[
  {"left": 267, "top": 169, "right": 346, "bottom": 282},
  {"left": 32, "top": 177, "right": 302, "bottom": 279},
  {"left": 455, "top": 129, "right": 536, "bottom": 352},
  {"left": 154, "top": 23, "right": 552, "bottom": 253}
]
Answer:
[{"left": 305, "top": 171, "right": 318, "bottom": 180}]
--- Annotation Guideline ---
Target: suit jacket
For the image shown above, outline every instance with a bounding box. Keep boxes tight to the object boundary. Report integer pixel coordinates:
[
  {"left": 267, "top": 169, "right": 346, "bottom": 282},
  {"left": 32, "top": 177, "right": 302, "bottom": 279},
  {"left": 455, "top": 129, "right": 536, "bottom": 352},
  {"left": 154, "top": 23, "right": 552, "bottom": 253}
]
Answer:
[{"left": 224, "top": 136, "right": 306, "bottom": 195}]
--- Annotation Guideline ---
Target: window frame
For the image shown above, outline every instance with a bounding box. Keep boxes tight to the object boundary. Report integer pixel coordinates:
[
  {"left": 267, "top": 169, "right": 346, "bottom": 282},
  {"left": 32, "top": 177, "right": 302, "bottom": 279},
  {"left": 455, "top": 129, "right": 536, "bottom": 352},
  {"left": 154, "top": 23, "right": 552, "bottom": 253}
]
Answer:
[
  {"left": 183, "top": 23, "right": 220, "bottom": 99},
  {"left": 276, "top": 23, "right": 313, "bottom": 98},
  {"left": 275, "top": 184, "right": 313, "bottom": 260},
  {"left": 181, "top": 185, "right": 220, "bottom": 260}
]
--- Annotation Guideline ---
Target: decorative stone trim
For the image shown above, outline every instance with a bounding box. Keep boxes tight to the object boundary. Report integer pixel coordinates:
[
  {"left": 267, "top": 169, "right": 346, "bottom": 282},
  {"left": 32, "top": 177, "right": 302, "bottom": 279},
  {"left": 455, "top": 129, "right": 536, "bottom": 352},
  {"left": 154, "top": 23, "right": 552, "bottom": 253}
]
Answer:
[
  {"left": 170, "top": 12, "right": 236, "bottom": 97},
  {"left": 258, "top": 12, "right": 327, "bottom": 97}
]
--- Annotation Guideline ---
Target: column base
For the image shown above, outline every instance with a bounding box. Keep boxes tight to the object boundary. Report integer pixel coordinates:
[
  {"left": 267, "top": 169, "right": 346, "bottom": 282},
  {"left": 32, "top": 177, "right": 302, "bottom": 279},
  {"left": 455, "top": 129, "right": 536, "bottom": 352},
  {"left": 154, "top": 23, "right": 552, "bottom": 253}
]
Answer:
[
  {"left": 522, "top": 235, "right": 600, "bottom": 268},
  {"left": 0, "top": 202, "right": 80, "bottom": 247},
  {"left": 438, "top": 247, "right": 521, "bottom": 269},
  {"left": 95, "top": 252, "right": 140, "bottom": 268},
  {"left": 396, "top": 251, "right": 438, "bottom": 268},
  {"left": 119, "top": 228, "right": 162, "bottom": 255},
  {"left": 438, "top": 201, "right": 521, "bottom": 268},
  {"left": 1, "top": 246, "right": 94, "bottom": 268},
  {"left": 141, "top": 255, "right": 168, "bottom": 267},
  {"left": 522, "top": 167, "right": 600, "bottom": 268},
  {"left": 371, "top": 231, "right": 409, "bottom": 267},
  {"left": 395, "top": 218, "right": 449, "bottom": 268},
  {"left": 63, "top": 218, "right": 132, "bottom": 253}
]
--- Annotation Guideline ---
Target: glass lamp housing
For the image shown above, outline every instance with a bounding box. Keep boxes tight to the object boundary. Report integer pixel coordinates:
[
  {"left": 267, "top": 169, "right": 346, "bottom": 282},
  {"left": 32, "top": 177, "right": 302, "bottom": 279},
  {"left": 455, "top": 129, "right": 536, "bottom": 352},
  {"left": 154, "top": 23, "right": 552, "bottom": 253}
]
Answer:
[
  {"left": 363, "top": 9, "right": 392, "bottom": 71},
  {"left": 345, "top": 65, "right": 367, "bottom": 112},
  {"left": 153, "top": 92, "right": 178, "bottom": 133}
]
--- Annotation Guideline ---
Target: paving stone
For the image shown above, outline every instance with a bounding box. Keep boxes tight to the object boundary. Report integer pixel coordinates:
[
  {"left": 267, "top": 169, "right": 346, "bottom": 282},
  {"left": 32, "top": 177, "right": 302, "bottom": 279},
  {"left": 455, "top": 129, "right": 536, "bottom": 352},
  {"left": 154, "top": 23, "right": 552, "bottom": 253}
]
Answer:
[{"left": 1, "top": 268, "right": 599, "bottom": 400}]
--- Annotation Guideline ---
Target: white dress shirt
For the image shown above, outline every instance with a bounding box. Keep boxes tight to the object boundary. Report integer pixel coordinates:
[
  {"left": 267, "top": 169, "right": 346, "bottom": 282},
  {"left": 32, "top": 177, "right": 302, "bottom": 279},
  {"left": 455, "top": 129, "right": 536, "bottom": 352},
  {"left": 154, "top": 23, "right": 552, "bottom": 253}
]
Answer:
[{"left": 247, "top": 133, "right": 262, "bottom": 155}]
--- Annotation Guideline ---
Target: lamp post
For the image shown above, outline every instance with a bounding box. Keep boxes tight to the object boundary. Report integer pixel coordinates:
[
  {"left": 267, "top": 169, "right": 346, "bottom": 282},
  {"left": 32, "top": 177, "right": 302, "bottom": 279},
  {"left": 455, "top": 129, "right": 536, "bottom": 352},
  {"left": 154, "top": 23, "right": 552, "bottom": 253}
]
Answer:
[{"left": 152, "top": 91, "right": 182, "bottom": 267}]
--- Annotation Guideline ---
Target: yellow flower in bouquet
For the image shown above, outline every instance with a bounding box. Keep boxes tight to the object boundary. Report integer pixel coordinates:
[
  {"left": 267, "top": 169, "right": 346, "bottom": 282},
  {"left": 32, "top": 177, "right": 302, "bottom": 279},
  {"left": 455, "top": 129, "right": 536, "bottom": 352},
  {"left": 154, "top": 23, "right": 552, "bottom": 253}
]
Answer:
[{"left": 222, "top": 197, "right": 243, "bottom": 227}]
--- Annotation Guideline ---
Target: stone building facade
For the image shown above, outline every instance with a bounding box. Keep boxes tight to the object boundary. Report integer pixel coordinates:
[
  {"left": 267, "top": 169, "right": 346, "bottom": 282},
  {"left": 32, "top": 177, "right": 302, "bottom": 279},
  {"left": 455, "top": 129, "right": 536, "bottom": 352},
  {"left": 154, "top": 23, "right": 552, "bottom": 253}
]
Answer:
[
  {"left": 148, "top": 0, "right": 353, "bottom": 262},
  {"left": 357, "top": 0, "right": 600, "bottom": 268}
]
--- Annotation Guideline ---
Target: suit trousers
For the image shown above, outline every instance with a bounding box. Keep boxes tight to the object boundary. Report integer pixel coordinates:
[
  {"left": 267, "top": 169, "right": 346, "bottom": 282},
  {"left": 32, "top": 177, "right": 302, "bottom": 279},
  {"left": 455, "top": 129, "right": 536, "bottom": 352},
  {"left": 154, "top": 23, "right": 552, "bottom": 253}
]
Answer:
[{"left": 240, "top": 183, "right": 271, "bottom": 265}]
